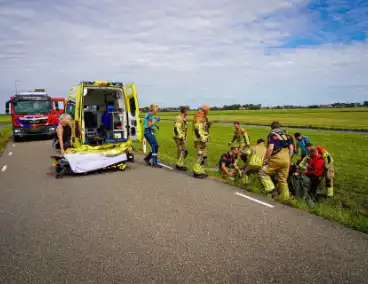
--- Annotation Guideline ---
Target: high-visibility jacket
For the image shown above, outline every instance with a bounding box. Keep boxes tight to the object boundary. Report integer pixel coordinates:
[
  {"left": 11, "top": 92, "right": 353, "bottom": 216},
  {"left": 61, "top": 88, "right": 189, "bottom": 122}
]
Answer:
[
  {"left": 299, "top": 146, "right": 334, "bottom": 169},
  {"left": 316, "top": 146, "right": 334, "bottom": 167},
  {"left": 230, "top": 128, "right": 250, "bottom": 146},
  {"left": 192, "top": 110, "right": 209, "bottom": 143},
  {"left": 248, "top": 143, "right": 266, "bottom": 166},
  {"left": 173, "top": 114, "right": 188, "bottom": 140}
]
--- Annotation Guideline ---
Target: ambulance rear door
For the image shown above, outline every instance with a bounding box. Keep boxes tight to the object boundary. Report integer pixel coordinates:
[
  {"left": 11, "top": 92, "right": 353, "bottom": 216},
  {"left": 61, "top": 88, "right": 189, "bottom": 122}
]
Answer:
[{"left": 124, "top": 84, "right": 142, "bottom": 142}]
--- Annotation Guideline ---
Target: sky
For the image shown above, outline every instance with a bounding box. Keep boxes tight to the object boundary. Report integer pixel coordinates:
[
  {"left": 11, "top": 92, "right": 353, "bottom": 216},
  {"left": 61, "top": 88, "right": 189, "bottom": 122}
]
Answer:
[{"left": 0, "top": 0, "right": 367, "bottom": 110}]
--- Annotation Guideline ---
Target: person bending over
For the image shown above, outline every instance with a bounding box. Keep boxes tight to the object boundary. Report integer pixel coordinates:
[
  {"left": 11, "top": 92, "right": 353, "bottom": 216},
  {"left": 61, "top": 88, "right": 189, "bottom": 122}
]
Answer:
[{"left": 219, "top": 146, "right": 242, "bottom": 178}]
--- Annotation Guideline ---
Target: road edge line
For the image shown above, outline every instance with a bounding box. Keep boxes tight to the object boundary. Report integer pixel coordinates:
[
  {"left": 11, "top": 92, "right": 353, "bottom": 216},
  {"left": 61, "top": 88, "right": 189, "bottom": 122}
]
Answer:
[
  {"left": 158, "top": 163, "right": 174, "bottom": 170},
  {"left": 235, "top": 192, "right": 275, "bottom": 208}
]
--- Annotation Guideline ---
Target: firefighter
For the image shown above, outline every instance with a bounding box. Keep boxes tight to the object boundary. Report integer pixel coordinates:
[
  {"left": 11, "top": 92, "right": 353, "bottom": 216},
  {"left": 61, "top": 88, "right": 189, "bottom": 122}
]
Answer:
[
  {"left": 301, "top": 143, "right": 335, "bottom": 198},
  {"left": 192, "top": 104, "right": 210, "bottom": 178},
  {"left": 173, "top": 106, "right": 189, "bottom": 171},
  {"left": 242, "top": 138, "right": 266, "bottom": 184},
  {"left": 260, "top": 121, "right": 294, "bottom": 200},
  {"left": 143, "top": 104, "right": 162, "bottom": 168},
  {"left": 219, "top": 146, "right": 242, "bottom": 178},
  {"left": 228, "top": 122, "right": 251, "bottom": 154}
]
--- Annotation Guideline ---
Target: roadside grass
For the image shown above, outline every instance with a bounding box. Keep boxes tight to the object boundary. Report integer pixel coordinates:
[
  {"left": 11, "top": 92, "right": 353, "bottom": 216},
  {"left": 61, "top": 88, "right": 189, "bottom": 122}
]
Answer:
[
  {"left": 0, "top": 115, "right": 11, "bottom": 125},
  {"left": 133, "top": 121, "right": 368, "bottom": 233},
  {"left": 0, "top": 126, "right": 12, "bottom": 153},
  {"left": 140, "top": 108, "right": 368, "bottom": 131}
]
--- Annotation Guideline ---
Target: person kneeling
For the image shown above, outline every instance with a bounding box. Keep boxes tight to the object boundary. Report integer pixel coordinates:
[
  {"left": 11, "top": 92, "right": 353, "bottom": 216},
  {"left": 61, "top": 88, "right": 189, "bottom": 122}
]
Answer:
[
  {"left": 219, "top": 146, "right": 242, "bottom": 178},
  {"left": 300, "top": 147, "right": 325, "bottom": 202},
  {"left": 242, "top": 138, "right": 266, "bottom": 184}
]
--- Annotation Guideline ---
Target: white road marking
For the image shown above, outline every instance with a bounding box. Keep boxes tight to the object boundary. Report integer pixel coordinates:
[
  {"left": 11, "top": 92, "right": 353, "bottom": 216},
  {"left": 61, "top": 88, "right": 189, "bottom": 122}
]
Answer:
[
  {"left": 235, "top": 192, "right": 275, "bottom": 208},
  {"left": 13, "top": 144, "right": 15, "bottom": 147},
  {"left": 158, "top": 163, "right": 174, "bottom": 170},
  {"left": 8, "top": 152, "right": 12, "bottom": 156},
  {"left": 1, "top": 165, "right": 7, "bottom": 172}
]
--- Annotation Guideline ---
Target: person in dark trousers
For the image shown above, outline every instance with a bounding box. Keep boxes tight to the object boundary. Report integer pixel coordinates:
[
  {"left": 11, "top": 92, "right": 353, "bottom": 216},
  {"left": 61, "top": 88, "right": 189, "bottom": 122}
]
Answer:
[
  {"left": 143, "top": 104, "right": 162, "bottom": 168},
  {"left": 303, "top": 147, "right": 325, "bottom": 201}
]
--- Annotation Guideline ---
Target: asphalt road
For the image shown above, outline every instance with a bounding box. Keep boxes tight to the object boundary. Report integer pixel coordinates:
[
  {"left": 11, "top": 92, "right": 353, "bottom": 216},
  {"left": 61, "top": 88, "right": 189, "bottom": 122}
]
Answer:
[{"left": 0, "top": 140, "right": 367, "bottom": 284}]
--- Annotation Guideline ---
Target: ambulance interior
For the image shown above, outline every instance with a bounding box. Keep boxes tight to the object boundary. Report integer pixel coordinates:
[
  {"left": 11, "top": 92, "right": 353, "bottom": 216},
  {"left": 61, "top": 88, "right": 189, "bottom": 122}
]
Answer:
[{"left": 82, "top": 87, "right": 128, "bottom": 144}]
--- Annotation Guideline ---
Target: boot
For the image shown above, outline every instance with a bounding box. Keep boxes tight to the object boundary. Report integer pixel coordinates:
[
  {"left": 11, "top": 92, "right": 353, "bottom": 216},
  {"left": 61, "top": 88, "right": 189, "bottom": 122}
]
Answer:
[
  {"left": 144, "top": 157, "right": 151, "bottom": 166},
  {"left": 193, "top": 172, "right": 208, "bottom": 179},
  {"left": 176, "top": 165, "right": 187, "bottom": 171}
]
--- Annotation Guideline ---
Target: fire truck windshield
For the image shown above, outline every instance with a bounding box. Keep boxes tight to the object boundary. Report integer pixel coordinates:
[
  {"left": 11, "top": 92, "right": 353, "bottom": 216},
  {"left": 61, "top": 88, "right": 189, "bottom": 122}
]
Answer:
[{"left": 13, "top": 100, "right": 52, "bottom": 115}]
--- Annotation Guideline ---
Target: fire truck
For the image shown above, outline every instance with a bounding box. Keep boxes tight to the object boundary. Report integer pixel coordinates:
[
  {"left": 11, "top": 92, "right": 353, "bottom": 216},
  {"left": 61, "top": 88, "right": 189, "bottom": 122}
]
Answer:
[{"left": 5, "top": 89, "right": 66, "bottom": 141}]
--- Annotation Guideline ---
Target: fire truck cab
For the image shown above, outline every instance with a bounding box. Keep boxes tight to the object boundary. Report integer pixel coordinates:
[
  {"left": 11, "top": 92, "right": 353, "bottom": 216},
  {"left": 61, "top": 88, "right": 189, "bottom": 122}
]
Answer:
[{"left": 5, "top": 89, "right": 66, "bottom": 141}]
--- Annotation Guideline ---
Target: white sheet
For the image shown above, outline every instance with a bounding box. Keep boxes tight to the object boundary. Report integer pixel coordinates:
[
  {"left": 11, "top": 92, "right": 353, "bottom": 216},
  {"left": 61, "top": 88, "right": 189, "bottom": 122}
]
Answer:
[{"left": 63, "top": 152, "right": 127, "bottom": 173}]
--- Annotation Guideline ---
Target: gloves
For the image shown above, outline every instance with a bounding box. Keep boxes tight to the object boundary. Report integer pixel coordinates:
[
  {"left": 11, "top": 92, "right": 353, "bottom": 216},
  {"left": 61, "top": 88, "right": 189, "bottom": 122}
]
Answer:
[{"left": 156, "top": 117, "right": 161, "bottom": 122}]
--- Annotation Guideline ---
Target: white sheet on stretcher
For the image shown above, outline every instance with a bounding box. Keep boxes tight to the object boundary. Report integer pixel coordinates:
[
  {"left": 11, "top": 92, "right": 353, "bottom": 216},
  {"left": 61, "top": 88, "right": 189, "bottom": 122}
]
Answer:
[{"left": 63, "top": 152, "right": 127, "bottom": 173}]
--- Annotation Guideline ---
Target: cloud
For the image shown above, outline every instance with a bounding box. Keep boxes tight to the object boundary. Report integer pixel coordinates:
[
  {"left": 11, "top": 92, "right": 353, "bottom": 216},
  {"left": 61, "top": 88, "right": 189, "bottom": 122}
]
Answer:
[{"left": 0, "top": 0, "right": 367, "bottom": 110}]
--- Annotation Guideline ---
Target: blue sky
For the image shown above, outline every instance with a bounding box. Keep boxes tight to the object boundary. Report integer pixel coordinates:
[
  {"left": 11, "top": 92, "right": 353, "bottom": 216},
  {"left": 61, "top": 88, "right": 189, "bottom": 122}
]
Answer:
[{"left": 0, "top": 0, "right": 367, "bottom": 110}]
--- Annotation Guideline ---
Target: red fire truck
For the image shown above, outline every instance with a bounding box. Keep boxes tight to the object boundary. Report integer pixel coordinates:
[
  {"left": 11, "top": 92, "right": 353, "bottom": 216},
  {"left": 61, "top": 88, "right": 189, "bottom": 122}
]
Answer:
[{"left": 5, "top": 89, "right": 66, "bottom": 141}]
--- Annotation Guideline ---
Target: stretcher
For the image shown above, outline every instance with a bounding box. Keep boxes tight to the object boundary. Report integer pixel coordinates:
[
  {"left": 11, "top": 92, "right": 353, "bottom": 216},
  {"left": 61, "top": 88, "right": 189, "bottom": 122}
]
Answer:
[{"left": 51, "top": 151, "right": 134, "bottom": 179}]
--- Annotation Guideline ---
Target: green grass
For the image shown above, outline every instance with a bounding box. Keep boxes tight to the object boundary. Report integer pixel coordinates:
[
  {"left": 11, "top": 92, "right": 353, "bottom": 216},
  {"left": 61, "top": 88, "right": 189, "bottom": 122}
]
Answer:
[
  {"left": 0, "top": 126, "right": 12, "bottom": 153},
  {"left": 133, "top": 121, "right": 368, "bottom": 233},
  {"left": 142, "top": 108, "right": 368, "bottom": 131},
  {"left": 0, "top": 115, "right": 11, "bottom": 125}
]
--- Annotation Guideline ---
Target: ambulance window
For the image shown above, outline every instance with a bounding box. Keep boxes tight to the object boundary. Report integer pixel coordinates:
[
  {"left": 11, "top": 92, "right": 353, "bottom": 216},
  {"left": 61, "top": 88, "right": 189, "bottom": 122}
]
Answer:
[
  {"left": 129, "top": 97, "right": 136, "bottom": 117},
  {"left": 66, "top": 101, "right": 75, "bottom": 120}
]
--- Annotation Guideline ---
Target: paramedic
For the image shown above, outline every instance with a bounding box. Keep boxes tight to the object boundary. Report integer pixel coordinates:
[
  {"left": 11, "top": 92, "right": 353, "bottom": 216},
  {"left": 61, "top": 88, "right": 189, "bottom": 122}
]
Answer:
[
  {"left": 260, "top": 121, "right": 294, "bottom": 200},
  {"left": 143, "top": 104, "right": 162, "bottom": 168},
  {"left": 294, "top": 132, "right": 311, "bottom": 162},
  {"left": 53, "top": 113, "right": 73, "bottom": 156},
  {"left": 303, "top": 147, "right": 325, "bottom": 200},
  {"left": 173, "top": 106, "right": 189, "bottom": 170},
  {"left": 242, "top": 138, "right": 266, "bottom": 184},
  {"left": 219, "top": 146, "right": 242, "bottom": 177},
  {"left": 192, "top": 104, "right": 210, "bottom": 178},
  {"left": 304, "top": 143, "right": 335, "bottom": 198}
]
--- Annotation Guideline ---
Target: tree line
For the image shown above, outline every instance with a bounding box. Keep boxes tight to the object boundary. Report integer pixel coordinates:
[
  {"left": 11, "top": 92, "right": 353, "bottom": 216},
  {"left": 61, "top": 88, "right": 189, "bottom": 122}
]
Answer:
[{"left": 140, "top": 101, "right": 368, "bottom": 112}]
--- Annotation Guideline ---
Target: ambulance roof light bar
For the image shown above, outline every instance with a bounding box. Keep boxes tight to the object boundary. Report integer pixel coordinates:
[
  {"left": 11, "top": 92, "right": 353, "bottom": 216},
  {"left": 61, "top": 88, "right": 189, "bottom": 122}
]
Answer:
[{"left": 81, "top": 81, "right": 124, "bottom": 87}]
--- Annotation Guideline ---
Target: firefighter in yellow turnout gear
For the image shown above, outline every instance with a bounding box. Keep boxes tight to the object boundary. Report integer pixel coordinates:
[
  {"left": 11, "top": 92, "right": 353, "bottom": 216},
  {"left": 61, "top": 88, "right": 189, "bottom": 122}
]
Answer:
[
  {"left": 173, "top": 106, "right": 189, "bottom": 171},
  {"left": 192, "top": 104, "right": 210, "bottom": 179},
  {"left": 300, "top": 143, "right": 335, "bottom": 198},
  {"left": 228, "top": 122, "right": 251, "bottom": 155},
  {"left": 259, "top": 121, "right": 294, "bottom": 200},
  {"left": 242, "top": 139, "right": 266, "bottom": 184}
]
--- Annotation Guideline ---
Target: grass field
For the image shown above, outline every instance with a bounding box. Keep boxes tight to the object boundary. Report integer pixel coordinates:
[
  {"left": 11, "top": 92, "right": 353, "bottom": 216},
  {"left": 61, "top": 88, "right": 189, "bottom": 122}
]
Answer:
[
  {"left": 0, "top": 126, "right": 12, "bottom": 153},
  {"left": 133, "top": 120, "right": 368, "bottom": 233},
  {"left": 0, "top": 115, "right": 11, "bottom": 125},
  {"left": 142, "top": 108, "right": 368, "bottom": 131}
]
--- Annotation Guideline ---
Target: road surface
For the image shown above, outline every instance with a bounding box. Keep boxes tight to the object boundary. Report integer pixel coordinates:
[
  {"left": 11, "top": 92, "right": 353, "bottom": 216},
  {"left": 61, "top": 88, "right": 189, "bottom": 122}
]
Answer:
[{"left": 0, "top": 140, "right": 367, "bottom": 284}]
